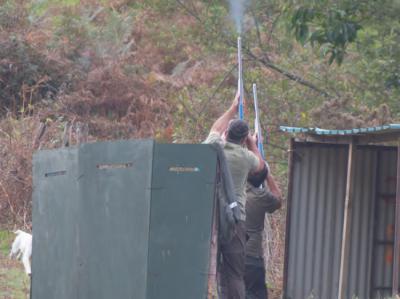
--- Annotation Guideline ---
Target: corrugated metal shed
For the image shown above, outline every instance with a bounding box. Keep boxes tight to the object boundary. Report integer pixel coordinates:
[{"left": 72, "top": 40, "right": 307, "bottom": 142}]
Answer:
[
  {"left": 285, "top": 143, "right": 347, "bottom": 299},
  {"left": 281, "top": 125, "right": 400, "bottom": 299}
]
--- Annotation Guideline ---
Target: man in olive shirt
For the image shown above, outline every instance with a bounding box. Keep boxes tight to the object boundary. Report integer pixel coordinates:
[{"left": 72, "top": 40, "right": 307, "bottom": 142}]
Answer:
[
  {"left": 245, "top": 164, "right": 282, "bottom": 299},
  {"left": 205, "top": 91, "right": 264, "bottom": 299}
]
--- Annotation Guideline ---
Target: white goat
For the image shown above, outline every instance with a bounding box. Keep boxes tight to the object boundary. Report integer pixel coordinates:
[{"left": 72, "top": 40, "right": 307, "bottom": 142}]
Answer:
[{"left": 9, "top": 230, "right": 32, "bottom": 276}]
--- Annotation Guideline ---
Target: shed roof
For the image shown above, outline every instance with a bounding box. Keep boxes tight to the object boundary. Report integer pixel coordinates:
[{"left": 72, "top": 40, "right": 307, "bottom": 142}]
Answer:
[{"left": 280, "top": 124, "right": 400, "bottom": 144}]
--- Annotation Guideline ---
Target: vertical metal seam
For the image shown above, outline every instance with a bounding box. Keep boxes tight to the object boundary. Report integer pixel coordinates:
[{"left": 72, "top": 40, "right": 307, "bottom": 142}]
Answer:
[
  {"left": 325, "top": 147, "right": 336, "bottom": 298},
  {"left": 145, "top": 141, "right": 155, "bottom": 299},
  {"left": 305, "top": 146, "right": 314, "bottom": 297},
  {"left": 338, "top": 140, "right": 356, "bottom": 299},
  {"left": 363, "top": 150, "right": 376, "bottom": 298},
  {"left": 310, "top": 146, "right": 322, "bottom": 292},
  {"left": 330, "top": 146, "right": 347, "bottom": 299},
  {"left": 302, "top": 146, "right": 315, "bottom": 295},
  {"left": 356, "top": 149, "right": 367, "bottom": 296},
  {"left": 369, "top": 149, "right": 380, "bottom": 298},
  {"left": 283, "top": 138, "right": 296, "bottom": 299},
  {"left": 393, "top": 141, "right": 400, "bottom": 296}
]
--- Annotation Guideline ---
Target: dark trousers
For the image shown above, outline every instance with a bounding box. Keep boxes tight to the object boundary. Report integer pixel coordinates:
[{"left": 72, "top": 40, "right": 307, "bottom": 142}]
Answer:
[
  {"left": 220, "top": 221, "right": 246, "bottom": 299},
  {"left": 244, "top": 256, "right": 268, "bottom": 299}
]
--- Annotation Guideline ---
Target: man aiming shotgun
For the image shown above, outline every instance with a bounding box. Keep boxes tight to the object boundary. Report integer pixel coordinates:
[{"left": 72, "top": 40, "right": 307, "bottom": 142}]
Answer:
[
  {"left": 245, "top": 165, "right": 282, "bottom": 299},
  {"left": 204, "top": 90, "right": 264, "bottom": 299},
  {"left": 244, "top": 84, "right": 283, "bottom": 299}
]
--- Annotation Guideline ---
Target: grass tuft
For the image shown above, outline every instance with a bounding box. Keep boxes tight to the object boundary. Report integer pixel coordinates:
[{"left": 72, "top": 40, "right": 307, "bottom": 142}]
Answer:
[{"left": 0, "top": 229, "right": 30, "bottom": 299}]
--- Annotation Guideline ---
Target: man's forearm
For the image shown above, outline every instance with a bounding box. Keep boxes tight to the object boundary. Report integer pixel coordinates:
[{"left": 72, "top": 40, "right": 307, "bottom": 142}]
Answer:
[
  {"left": 248, "top": 143, "right": 264, "bottom": 172},
  {"left": 266, "top": 174, "right": 282, "bottom": 199}
]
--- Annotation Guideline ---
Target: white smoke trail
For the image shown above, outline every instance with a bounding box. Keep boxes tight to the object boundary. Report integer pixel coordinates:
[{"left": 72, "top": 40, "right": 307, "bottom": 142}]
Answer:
[{"left": 229, "top": 0, "right": 247, "bottom": 34}]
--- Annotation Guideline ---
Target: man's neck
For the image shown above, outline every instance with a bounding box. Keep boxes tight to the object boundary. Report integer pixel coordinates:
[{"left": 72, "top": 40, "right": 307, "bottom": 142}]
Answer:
[{"left": 226, "top": 138, "right": 242, "bottom": 145}]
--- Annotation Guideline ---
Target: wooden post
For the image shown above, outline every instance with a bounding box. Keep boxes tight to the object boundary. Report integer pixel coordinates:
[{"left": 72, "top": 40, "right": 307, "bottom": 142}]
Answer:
[
  {"left": 32, "top": 122, "right": 46, "bottom": 150},
  {"left": 283, "top": 138, "right": 295, "bottom": 298},
  {"left": 393, "top": 139, "right": 400, "bottom": 296},
  {"left": 338, "top": 140, "right": 356, "bottom": 299},
  {"left": 208, "top": 179, "right": 219, "bottom": 299}
]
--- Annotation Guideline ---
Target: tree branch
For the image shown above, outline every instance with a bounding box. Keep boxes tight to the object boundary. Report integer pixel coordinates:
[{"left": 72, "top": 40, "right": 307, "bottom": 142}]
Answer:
[
  {"left": 245, "top": 47, "right": 331, "bottom": 97},
  {"left": 175, "top": 0, "right": 332, "bottom": 98},
  {"left": 198, "top": 64, "right": 237, "bottom": 115}
]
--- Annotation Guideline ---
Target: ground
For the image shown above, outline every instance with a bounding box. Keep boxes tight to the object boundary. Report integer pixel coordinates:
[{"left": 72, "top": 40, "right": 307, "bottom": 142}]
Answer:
[{"left": 0, "top": 230, "right": 30, "bottom": 299}]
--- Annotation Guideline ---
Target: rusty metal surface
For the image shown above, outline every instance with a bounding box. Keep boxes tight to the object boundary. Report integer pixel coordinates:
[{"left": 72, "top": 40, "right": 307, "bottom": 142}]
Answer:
[{"left": 371, "top": 148, "right": 398, "bottom": 298}]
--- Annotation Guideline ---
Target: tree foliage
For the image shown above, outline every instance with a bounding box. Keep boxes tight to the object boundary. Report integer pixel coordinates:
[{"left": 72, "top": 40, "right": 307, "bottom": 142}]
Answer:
[{"left": 0, "top": 0, "right": 399, "bottom": 229}]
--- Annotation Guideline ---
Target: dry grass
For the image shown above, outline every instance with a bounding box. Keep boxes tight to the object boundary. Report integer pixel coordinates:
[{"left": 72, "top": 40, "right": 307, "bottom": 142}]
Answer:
[{"left": 0, "top": 230, "right": 30, "bottom": 299}]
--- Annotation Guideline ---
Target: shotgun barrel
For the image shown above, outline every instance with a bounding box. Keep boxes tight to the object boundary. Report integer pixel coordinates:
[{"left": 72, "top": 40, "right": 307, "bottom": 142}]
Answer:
[
  {"left": 252, "top": 84, "right": 265, "bottom": 159},
  {"left": 237, "top": 36, "right": 244, "bottom": 120}
]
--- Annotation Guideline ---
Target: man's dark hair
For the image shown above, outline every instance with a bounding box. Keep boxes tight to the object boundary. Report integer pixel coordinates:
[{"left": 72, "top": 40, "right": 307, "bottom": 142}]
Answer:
[
  {"left": 226, "top": 119, "right": 249, "bottom": 144},
  {"left": 247, "top": 163, "right": 268, "bottom": 188}
]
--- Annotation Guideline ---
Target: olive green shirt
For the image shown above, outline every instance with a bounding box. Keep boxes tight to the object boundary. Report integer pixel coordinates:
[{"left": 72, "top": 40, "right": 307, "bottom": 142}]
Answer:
[
  {"left": 204, "top": 132, "right": 259, "bottom": 220},
  {"left": 245, "top": 184, "right": 281, "bottom": 257}
]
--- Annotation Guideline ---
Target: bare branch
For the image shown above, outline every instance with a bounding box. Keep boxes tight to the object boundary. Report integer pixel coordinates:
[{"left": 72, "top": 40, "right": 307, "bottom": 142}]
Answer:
[
  {"left": 246, "top": 48, "right": 331, "bottom": 97},
  {"left": 176, "top": 0, "right": 202, "bottom": 23},
  {"left": 175, "top": 0, "right": 332, "bottom": 98},
  {"left": 198, "top": 64, "right": 237, "bottom": 115}
]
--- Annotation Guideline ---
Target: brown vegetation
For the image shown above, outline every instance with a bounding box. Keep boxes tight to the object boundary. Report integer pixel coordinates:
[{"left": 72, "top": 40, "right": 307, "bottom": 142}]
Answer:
[
  {"left": 0, "top": 3, "right": 178, "bottom": 228},
  {"left": 0, "top": 1, "right": 234, "bottom": 229},
  {"left": 311, "top": 97, "right": 393, "bottom": 129}
]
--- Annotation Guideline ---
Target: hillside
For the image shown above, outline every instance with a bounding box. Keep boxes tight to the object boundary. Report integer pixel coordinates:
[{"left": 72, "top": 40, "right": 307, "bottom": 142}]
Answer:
[{"left": 1, "top": 1, "right": 399, "bottom": 297}]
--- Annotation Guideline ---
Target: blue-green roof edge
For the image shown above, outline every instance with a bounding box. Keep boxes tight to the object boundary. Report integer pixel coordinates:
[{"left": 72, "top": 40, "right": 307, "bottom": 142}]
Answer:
[{"left": 280, "top": 124, "right": 400, "bottom": 136}]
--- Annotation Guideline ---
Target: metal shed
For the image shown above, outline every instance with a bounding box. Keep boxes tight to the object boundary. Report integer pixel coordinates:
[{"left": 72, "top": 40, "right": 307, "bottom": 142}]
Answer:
[
  {"left": 280, "top": 124, "right": 400, "bottom": 299},
  {"left": 31, "top": 140, "right": 219, "bottom": 299}
]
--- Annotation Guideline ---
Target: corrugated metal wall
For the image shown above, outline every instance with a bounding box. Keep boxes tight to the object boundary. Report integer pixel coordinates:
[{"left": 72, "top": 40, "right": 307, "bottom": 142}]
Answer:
[
  {"left": 371, "top": 148, "right": 398, "bottom": 298},
  {"left": 346, "top": 147, "right": 377, "bottom": 299},
  {"left": 284, "top": 142, "right": 399, "bottom": 299},
  {"left": 284, "top": 143, "right": 348, "bottom": 299}
]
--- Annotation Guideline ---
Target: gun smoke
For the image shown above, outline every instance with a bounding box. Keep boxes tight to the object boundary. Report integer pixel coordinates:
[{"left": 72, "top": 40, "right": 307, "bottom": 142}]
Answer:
[{"left": 229, "top": 0, "right": 247, "bottom": 34}]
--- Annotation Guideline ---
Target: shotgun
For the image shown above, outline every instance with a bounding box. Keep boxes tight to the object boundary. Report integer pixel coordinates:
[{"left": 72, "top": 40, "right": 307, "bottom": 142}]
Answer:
[
  {"left": 252, "top": 83, "right": 265, "bottom": 158},
  {"left": 237, "top": 36, "right": 244, "bottom": 120},
  {"left": 253, "top": 83, "right": 271, "bottom": 177}
]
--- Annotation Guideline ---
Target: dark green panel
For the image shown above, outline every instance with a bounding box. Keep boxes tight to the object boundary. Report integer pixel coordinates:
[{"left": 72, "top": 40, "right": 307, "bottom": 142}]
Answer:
[
  {"left": 32, "top": 141, "right": 218, "bottom": 299},
  {"left": 32, "top": 147, "right": 80, "bottom": 299},
  {"left": 147, "top": 144, "right": 217, "bottom": 299},
  {"left": 78, "top": 140, "right": 153, "bottom": 299}
]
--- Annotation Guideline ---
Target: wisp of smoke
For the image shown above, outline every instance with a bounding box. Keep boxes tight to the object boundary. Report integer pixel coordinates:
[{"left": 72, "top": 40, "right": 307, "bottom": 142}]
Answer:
[{"left": 229, "top": 0, "right": 247, "bottom": 34}]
